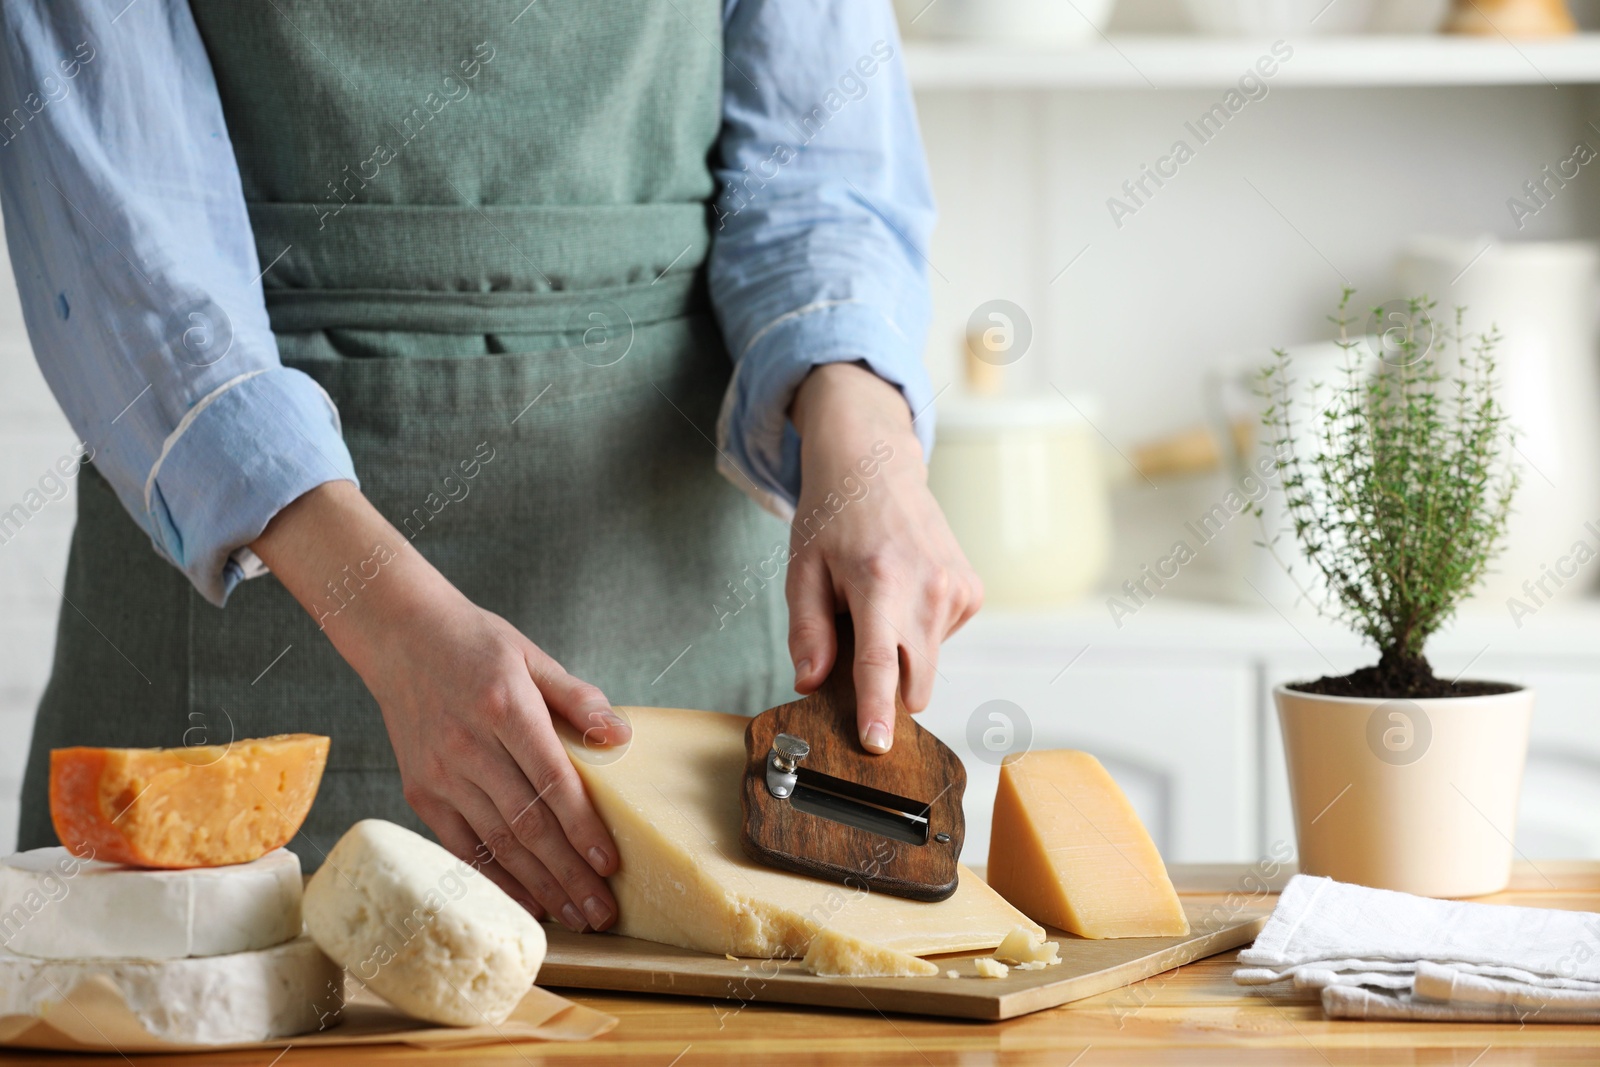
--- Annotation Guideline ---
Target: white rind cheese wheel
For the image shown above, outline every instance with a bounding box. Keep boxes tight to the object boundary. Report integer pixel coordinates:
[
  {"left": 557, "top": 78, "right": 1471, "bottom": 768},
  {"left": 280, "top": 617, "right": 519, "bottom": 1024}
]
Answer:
[
  {"left": 0, "top": 937, "right": 341, "bottom": 1046},
  {"left": 303, "top": 819, "right": 546, "bottom": 1027},
  {"left": 0, "top": 847, "right": 302, "bottom": 960}
]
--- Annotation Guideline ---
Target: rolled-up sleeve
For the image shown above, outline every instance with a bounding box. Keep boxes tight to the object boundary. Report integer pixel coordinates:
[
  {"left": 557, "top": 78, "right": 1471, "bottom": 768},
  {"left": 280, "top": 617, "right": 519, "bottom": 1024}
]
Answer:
[
  {"left": 710, "top": 0, "right": 936, "bottom": 519},
  {"left": 0, "top": 0, "right": 357, "bottom": 605}
]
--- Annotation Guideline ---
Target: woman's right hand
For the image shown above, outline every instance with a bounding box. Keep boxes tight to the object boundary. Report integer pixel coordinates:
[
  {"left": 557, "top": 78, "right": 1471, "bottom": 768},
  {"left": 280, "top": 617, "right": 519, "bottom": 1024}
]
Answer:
[{"left": 251, "top": 481, "right": 629, "bottom": 932}]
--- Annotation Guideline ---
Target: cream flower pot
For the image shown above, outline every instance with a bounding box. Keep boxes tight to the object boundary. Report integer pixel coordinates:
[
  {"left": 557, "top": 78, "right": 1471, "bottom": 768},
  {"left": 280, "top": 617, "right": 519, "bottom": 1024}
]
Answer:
[{"left": 1275, "top": 685, "right": 1533, "bottom": 898}]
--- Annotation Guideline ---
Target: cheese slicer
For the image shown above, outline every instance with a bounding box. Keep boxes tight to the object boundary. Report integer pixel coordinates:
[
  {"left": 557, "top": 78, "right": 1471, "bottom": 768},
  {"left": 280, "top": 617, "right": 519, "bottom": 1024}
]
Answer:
[{"left": 738, "top": 615, "right": 965, "bottom": 902}]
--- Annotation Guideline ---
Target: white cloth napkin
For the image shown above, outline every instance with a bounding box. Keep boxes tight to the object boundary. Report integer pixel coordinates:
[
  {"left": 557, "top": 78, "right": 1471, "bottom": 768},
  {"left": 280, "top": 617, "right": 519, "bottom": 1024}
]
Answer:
[{"left": 1233, "top": 874, "right": 1600, "bottom": 1022}]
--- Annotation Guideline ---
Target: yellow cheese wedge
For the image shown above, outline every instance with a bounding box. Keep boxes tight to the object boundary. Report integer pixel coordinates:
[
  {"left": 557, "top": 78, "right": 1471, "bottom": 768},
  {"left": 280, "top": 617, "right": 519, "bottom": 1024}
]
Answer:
[
  {"left": 50, "top": 734, "right": 328, "bottom": 868},
  {"left": 986, "top": 750, "right": 1190, "bottom": 939},
  {"left": 803, "top": 929, "right": 939, "bottom": 977},
  {"left": 561, "top": 706, "right": 1041, "bottom": 966}
]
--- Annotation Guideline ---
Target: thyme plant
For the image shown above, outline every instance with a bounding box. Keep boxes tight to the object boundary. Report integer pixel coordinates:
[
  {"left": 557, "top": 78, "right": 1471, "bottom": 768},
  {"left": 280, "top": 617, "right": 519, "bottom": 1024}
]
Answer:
[{"left": 1259, "top": 290, "right": 1517, "bottom": 695}]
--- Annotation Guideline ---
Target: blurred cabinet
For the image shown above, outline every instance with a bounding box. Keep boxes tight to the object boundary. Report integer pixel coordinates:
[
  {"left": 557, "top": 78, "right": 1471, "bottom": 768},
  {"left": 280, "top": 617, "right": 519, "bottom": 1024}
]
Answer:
[
  {"left": 921, "top": 634, "right": 1258, "bottom": 864},
  {"left": 926, "top": 602, "right": 1600, "bottom": 867}
]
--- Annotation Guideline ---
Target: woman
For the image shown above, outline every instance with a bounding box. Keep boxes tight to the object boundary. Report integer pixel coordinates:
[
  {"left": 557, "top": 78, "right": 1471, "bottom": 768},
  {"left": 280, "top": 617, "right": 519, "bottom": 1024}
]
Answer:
[{"left": 1, "top": 0, "right": 979, "bottom": 935}]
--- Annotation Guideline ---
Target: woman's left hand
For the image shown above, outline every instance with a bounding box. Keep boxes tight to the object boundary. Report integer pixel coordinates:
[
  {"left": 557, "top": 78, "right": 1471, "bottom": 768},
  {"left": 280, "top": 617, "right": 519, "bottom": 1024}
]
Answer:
[{"left": 785, "top": 362, "right": 983, "bottom": 753}]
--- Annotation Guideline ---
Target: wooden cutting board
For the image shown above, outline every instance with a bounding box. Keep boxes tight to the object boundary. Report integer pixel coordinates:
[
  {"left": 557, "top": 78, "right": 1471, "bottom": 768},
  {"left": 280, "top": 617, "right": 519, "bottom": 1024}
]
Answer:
[{"left": 538, "top": 898, "right": 1267, "bottom": 1021}]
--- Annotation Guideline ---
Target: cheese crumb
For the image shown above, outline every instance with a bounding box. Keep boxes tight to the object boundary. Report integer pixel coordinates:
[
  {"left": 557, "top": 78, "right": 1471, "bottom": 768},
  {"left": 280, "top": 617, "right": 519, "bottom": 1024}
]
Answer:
[
  {"left": 725, "top": 954, "right": 737, "bottom": 962},
  {"left": 803, "top": 929, "right": 939, "bottom": 978},
  {"left": 974, "top": 958, "right": 1009, "bottom": 979},
  {"left": 945, "top": 969, "right": 960, "bottom": 979},
  {"left": 994, "top": 926, "right": 1061, "bottom": 966}
]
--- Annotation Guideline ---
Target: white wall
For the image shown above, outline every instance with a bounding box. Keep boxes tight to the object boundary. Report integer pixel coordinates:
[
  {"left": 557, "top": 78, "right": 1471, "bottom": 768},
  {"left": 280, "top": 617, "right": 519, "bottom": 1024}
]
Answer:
[
  {"left": 914, "top": 82, "right": 1600, "bottom": 588},
  {"left": 0, "top": 223, "right": 75, "bottom": 855},
  {"left": 917, "top": 84, "right": 1598, "bottom": 442},
  {"left": 6, "top": 24, "right": 1600, "bottom": 858}
]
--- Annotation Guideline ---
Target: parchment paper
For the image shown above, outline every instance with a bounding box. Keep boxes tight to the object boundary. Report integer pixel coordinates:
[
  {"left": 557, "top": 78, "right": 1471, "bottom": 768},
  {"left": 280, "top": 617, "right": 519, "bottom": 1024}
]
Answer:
[{"left": 0, "top": 974, "right": 615, "bottom": 1053}]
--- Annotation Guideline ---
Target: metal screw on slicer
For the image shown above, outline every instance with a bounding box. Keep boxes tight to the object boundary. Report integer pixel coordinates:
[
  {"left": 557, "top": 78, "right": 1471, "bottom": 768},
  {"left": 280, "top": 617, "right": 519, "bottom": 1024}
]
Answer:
[
  {"left": 564, "top": 299, "right": 634, "bottom": 368},
  {"left": 965, "top": 699, "right": 1032, "bottom": 766},
  {"left": 570, "top": 705, "right": 633, "bottom": 767},
  {"left": 164, "top": 297, "right": 235, "bottom": 368},
  {"left": 1362, "top": 299, "right": 1435, "bottom": 368},
  {"left": 1366, "top": 699, "right": 1432, "bottom": 766},
  {"left": 965, "top": 299, "right": 1032, "bottom": 367}
]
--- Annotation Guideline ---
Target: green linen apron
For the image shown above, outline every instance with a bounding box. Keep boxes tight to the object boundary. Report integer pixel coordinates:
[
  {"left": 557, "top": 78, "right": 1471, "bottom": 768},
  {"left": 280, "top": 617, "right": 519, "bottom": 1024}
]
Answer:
[{"left": 19, "top": 0, "right": 793, "bottom": 866}]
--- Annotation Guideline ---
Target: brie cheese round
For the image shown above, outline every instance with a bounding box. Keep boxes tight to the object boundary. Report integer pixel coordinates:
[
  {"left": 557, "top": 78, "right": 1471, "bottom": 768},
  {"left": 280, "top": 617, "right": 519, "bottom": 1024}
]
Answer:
[
  {"left": 0, "top": 937, "right": 340, "bottom": 1046},
  {"left": 0, "top": 847, "right": 302, "bottom": 960}
]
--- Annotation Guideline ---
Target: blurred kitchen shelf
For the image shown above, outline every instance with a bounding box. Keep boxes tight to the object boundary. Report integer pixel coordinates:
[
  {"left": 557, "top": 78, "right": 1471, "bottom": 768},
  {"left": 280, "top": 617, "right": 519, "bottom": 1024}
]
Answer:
[
  {"left": 947, "top": 595, "right": 1600, "bottom": 665},
  {"left": 904, "top": 34, "right": 1600, "bottom": 90}
]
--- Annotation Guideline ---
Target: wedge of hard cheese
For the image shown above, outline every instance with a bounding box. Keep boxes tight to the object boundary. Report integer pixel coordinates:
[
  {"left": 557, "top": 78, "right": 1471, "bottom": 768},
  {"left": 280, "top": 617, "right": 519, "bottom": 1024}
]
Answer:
[
  {"left": 50, "top": 734, "right": 329, "bottom": 868},
  {"left": 561, "top": 706, "right": 1041, "bottom": 964},
  {"left": 987, "top": 750, "right": 1189, "bottom": 939}
]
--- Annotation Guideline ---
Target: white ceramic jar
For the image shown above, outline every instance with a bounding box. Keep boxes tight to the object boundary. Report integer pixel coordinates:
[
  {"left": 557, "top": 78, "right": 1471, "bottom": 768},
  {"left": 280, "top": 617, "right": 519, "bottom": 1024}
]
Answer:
[
  {"left": 894, "top": 0, "right": 1118, "bottom": 46},
  {"left": 1183, "top": 0, "right": 1374, "bottom": 33},
  {"left": 1398, "top": 238, "right": 1600, "bottom": 609},
  {"left": 927, "top": 396, "right": 1110, "bottom": 608},
  {"left": 1275, "top": 685, "right": 1534, "bottom": 897}
]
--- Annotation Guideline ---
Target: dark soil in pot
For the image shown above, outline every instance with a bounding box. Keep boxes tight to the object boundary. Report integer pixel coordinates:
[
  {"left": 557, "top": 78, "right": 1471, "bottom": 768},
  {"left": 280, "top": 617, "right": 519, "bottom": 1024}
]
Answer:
[{"left": 1288, "top": 650, "right": 1520, "bottom": 700}]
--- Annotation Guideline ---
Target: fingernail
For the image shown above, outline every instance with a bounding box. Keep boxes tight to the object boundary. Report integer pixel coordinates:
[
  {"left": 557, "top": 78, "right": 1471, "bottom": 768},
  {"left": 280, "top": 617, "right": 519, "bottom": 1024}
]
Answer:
[
  {"left": 599, "top": 708, "right": 626, "bottom": 727},
  {"left": 561, "top": 903, "right": 587, "bottom": 932},
  {"left": 582, "top": 895, "right": 613, "bottom": 929},
  {"left": 795, "top": 659, "right": 812, "bottom": 686},
  {"left": 587, "top": 846, "right": 610, "bottom": 872},
  {"left": 863, "top": 722, "right": 892, "bottom": 753}
]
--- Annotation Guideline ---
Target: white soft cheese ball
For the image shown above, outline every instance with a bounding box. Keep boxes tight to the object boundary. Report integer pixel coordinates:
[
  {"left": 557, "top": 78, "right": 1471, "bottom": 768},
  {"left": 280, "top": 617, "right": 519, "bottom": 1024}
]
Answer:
[{"left": 303, "top": 819, "right": 546, "bottom": 1026}]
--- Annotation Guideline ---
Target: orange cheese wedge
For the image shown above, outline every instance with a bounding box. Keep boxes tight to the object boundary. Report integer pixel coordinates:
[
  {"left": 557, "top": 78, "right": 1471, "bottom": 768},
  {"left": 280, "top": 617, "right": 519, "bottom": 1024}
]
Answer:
[
  {"left": 987, "top": 750, "right": 1190, "bottom": 939},
  {"left": 50, "top": 734, "right": 330, "bottom": 868}
]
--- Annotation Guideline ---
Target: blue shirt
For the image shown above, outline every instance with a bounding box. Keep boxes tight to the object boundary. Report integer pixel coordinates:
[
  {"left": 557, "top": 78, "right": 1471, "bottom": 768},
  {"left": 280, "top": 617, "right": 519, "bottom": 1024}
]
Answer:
[{"left": 0, "top": 0, "right": 936, "bottom": 606}]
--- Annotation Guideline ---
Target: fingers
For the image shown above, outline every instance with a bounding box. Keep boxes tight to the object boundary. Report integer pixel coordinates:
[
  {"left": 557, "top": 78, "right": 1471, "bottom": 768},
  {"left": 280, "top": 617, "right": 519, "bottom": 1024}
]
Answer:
[
  {"left": 901, "top": 564, "right": 968, "bottom": 714},
  {"left": 900, "top": 610, "right": 938, "bottom": 716},
  {"left": 785, "top": 548, "right": 837, "bottom": 694},
  {"left": 486, "top": 662, "right": 622, "bottom": 927},
  {"left": 476, "top": 731, "right": 619, "bottom": 929},
  {"left": 844, "top": 591, "right": 904, "bottom": 754},
  {"left": 949, "top": 569, "right": 984, "bottom": 639},
  {"left": 457, "top": 780, "right": 595, "bottom": 927},
  {"left": 840, "top": 558, "right": 971, "bottom": 732},
  {"left": 525, "top": 643, "right": 632, "bottom": 764},
  {"left": 509, "top": 649, "right": 623, "bottom": 883},
  {"left": 427, "top": 806, "right": 545, "bottom": 921}
]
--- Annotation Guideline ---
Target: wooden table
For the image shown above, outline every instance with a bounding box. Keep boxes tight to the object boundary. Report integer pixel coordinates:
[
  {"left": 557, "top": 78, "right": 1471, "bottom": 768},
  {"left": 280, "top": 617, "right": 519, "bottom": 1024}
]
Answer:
[{"left": 10, "top": 863, "right": 1600, "bottom": 1066}]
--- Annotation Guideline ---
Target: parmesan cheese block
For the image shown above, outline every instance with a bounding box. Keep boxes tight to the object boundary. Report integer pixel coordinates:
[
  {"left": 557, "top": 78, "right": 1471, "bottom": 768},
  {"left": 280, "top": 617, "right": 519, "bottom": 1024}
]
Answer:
[
  {"left": 561, "top": 706, "right": 1041, "bottom": 964},
  {"left": 987, "top": 750, "right": 1190, "bottom": 939},
  {"left": 0, "top": 937, "right": 339, "bottom": 1046},
  {"left": 802, "top": 929, "right": 940, "bottom": 978},
  {"left": 302, "top": 819, "right": 546, "bottom": 1027},
  {"left": 50, "top": 734, "right": 329, "bottom": 868},
  {"left": 0, "top": 847, "right": 301, "bottom": 960}
]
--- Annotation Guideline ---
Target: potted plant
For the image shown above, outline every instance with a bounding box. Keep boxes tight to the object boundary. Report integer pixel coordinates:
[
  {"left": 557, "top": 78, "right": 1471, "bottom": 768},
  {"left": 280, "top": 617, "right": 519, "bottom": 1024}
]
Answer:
[{"left": 1259, "top": 290, "right": 1532, "bottom": 898}]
